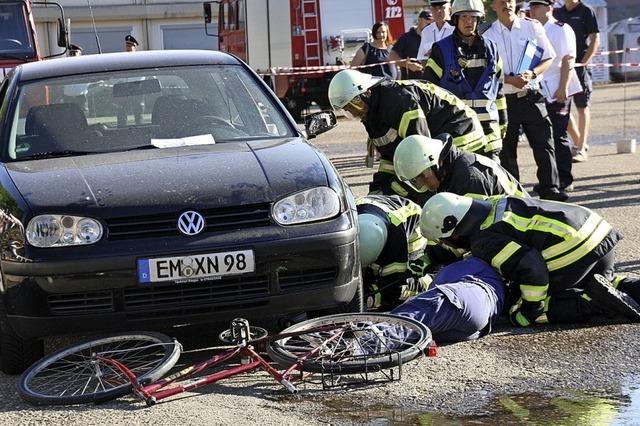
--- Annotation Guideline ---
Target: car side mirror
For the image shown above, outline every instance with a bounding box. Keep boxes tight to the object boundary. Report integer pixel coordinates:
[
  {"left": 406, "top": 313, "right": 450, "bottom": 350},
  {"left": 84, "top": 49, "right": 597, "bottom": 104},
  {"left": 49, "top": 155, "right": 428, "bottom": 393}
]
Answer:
[
  {"left": 57, "top": 18, "right": 69, "bottom": 48},
  {"left": 304, "top": 111, "right": 337, "bottom": 139}
]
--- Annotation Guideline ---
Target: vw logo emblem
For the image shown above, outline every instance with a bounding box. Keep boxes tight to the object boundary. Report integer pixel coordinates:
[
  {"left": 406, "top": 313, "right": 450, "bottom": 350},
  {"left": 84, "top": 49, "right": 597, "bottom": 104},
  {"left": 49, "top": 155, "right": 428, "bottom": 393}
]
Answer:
[{"left": 177, "top": 211, "right": 205, "bottom": 236}]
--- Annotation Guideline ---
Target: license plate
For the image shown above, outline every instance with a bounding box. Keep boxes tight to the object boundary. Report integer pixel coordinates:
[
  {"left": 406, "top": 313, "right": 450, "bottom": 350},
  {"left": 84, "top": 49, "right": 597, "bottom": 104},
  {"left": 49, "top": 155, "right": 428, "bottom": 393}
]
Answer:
[{"left": 138, "top": 250, "right": 255, "bottom": 283}]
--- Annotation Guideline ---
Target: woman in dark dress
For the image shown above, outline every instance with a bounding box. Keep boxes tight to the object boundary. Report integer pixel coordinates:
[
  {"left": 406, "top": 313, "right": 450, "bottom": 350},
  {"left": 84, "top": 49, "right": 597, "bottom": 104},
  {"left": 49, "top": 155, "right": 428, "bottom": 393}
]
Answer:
[{"left": 351, "top": 21, "right": 397, "bottom": 79}]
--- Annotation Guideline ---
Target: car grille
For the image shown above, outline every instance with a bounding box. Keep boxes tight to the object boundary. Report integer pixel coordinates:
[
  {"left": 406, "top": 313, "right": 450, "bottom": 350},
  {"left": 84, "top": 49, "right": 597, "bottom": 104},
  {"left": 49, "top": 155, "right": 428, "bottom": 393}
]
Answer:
[
  {"left": 279, "top": 267, "right": 338, "bottom": 291},
  {"left": 105, "top": 203, "right": 272, "bottom": 240},
  {"left": 122, "top": 274, "right": 270, "bottom": 320},
  {"left": 48, "top": 291, "right": 114, "bottom": 316}
]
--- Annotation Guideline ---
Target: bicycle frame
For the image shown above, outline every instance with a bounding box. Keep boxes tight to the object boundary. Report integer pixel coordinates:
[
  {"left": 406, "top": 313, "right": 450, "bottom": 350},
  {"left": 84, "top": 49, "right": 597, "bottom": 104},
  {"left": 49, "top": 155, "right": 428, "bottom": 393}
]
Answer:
[{"left": 97, "top": 323, "right": 345, "bottom": 406}]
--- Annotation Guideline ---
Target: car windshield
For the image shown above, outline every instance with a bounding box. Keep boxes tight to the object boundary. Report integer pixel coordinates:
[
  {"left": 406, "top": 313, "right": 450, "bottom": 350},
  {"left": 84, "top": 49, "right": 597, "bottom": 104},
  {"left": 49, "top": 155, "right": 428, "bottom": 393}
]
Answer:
[
  {"left": 0, "top": 2, "right": 36, "bottom": 59},
  {"left": 7, "top": 64, "right": 294, "bottom": 160}
]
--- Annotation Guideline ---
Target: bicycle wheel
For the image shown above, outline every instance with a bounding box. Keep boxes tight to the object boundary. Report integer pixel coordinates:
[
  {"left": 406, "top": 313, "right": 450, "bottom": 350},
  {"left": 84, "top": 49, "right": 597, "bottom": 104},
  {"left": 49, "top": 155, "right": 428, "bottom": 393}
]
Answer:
[
  {"left": 267, "top": 313, "right": 431, "bottom": 374},
  {"left": 18, "top": 332, "right": 181, "bottom": 406}
]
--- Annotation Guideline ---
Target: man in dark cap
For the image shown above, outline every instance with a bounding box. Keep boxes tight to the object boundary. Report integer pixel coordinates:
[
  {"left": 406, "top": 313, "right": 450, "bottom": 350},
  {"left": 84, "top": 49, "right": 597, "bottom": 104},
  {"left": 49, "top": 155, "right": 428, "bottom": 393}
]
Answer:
[
  {"left": 119, "top": 34, "right": 144, "bottom": 124},
  {"left": 125, "top": 35, "right": 139, "bottom": 52},
  {"left": 389, "top": 10, "right": 433, "bottom": 79}
]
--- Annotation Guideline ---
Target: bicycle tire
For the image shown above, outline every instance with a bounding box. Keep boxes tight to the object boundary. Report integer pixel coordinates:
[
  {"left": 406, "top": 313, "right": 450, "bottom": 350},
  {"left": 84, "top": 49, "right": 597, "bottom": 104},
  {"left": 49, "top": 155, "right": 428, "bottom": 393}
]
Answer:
[
  {"left": 18, "top": 331, "right": 181, "bottom": 406},
  {"left": 267, "top": 313, "right": 431, "bottom": 374}
]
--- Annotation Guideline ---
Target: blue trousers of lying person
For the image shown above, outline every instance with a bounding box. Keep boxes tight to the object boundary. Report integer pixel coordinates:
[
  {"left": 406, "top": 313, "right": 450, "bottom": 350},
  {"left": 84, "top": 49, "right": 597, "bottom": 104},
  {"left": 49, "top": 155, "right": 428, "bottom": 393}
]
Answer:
[{"left": 390, "top": 256, "right": 507, "bottom": 343}]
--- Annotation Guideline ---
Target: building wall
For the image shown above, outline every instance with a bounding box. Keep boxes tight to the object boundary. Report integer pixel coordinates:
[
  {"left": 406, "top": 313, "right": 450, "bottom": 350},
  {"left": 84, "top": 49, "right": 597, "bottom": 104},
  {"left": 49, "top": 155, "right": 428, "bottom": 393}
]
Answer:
[
  {"left": 606, "top": 0, "right": 640, "bottom": 24},
  {"left": 33, "top": 0, "right": 218, "bottom": 56}
]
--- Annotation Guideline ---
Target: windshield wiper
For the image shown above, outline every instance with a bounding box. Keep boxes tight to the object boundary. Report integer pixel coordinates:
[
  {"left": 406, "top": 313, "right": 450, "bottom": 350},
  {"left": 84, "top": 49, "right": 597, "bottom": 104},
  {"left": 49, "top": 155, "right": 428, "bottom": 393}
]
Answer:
[
  {"left": 124, "top": 144, "right": 157, "bottom": 151},
  {"left": 0, "top": 53, "right": 28, "bottom": 61},
  {"left": 17, "top": 150, "right": 96, "bottom": 161}
]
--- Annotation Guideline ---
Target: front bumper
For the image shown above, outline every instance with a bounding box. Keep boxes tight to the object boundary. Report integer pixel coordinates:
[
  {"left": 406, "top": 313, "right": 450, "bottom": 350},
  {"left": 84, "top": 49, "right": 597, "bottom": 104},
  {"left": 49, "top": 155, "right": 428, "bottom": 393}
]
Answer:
[{"left": 2, "top": 226, "right": 359, "bottom": 339}]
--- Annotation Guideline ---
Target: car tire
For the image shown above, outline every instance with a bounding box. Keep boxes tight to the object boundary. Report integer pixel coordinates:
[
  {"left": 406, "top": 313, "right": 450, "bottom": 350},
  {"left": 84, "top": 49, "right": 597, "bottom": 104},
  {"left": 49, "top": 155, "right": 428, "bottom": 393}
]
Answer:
[
  {"left": 308, "top": 269, "right": 364, "bottom": 318},
  {"left": 0, "top": 320, "right": 44, "bottom": 375}
]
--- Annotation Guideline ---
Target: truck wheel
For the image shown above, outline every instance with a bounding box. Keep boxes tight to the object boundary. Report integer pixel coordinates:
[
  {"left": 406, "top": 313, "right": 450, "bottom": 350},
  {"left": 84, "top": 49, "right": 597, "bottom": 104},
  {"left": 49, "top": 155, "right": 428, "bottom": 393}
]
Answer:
[
  {"left": 284, "top": 95, "right": 306, "bottom": 122},
  {"left": 0, "top": 320, "right": 44, "bottom": 375}
]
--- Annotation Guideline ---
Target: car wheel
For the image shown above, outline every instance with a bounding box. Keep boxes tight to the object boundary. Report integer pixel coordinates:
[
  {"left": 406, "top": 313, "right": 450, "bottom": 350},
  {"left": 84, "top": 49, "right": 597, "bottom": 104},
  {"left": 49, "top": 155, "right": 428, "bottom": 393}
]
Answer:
[
  {"left": 0, "top": 318, "right": 44, "bottom": 375},
  {"left": 308, "top": 268, "right": 364, "bottom": 318}
]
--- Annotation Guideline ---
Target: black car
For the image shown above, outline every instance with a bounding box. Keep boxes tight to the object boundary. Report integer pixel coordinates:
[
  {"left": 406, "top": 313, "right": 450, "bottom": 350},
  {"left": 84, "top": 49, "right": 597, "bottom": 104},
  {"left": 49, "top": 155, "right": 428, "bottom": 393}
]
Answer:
[{"left": 0, "top": 50, "right": 361, "bottom": 373}]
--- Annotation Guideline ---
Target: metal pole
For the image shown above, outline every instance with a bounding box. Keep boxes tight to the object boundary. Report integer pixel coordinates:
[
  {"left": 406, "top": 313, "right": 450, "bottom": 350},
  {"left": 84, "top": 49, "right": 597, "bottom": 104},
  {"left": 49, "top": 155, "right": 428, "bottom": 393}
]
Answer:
[{"left": 623, "top": 63, "right": 628, "bottom": 141}]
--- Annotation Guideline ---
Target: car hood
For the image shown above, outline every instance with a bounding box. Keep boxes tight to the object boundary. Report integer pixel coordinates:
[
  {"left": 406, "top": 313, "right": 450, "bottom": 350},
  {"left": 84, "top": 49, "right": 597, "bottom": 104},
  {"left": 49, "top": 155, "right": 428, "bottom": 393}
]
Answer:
[{"left": 6, "top": 138, "right": 329, "bottom": 217}]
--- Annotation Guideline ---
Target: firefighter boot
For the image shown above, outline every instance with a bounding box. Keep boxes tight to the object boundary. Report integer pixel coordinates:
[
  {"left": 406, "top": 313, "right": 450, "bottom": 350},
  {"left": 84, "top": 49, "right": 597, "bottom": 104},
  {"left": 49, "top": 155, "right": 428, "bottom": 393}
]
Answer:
[
  {"left": 545, "top": 289, "right": 594, "bottom": 324},
  {"left": 612, "top": 275, "right": 640, "bottom": 305},
  {"left": 584, "top": 274, "right": 640, "bottom": 322}
]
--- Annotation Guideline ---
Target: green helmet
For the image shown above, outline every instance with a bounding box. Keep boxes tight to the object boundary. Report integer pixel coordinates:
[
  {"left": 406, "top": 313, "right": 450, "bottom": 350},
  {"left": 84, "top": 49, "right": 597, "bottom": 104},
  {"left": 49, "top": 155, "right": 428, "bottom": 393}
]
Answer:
[
  {"left": 420, "top": 192, "right": 472, "bottom": 240},
  {"left": 393, "top": 135, "right": 443, "bottom": 193},
  {"left": 328, "top": 69, "right": 381, "bottom": 110},
  {"left": 357, "top": 213, "right": 388, "bottom": 267},
  {"left": 451, "top": 0, "right": 485, "bottom": 18}
]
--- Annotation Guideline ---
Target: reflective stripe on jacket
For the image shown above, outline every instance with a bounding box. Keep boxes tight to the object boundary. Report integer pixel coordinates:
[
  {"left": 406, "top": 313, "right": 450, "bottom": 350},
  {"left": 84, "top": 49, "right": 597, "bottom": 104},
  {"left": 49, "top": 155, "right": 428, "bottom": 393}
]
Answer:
[
  {"left": 356, "top": 195, "right": 426, "bottom": 276},
  {"left": 470, "top": 196, "right": 620, "bottom": 303},
  {"left": 364, "top": 79, "right": 489, "bottom": 164},
  {"left": 428, "top": 34, "right": 507, "bottom": 154}
]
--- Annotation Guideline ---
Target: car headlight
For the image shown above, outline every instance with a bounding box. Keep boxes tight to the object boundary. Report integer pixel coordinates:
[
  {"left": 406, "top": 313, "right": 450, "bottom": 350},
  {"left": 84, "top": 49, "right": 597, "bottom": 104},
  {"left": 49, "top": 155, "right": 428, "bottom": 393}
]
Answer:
[
  {"left": 26, "top": 215, "right": 103, "bottom": 247},
  {"left": 272, "top": 187, "right": 341, "bottom": 225}
]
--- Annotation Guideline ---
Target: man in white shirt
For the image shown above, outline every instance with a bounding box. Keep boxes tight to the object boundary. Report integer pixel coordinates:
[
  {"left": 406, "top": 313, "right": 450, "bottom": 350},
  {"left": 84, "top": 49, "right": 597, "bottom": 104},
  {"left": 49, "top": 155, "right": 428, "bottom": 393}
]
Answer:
[
  {"left": 529, "top": 0, "right": 579, "bottom": 192},
  {"left": 483, "top": 0, "right": 567, "bottom": 202},
  {"left": 417, "top": 0, "right": 454, "bottom": 60}
]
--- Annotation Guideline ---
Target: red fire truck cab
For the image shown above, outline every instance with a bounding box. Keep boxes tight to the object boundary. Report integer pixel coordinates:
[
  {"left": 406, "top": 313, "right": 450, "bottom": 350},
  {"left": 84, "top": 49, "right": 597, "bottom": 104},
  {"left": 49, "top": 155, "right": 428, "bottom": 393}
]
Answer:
[
  {"left": 204, "top": 0, "right": 406, "bottom": 121},
  {"left": 0, "top": 0, "right": 68, "bottom": 79}
]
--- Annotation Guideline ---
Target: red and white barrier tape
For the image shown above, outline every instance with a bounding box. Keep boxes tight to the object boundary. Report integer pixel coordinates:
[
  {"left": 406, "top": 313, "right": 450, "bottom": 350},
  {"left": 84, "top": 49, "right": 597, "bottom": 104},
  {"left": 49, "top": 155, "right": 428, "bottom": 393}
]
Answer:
[
  {"left": 258, "top": 60, "right": 406, "bottom": 76},
  {"left": 258, "top": 55, "right": 640, "bottom": 76},
  {"left": 594, "top": 47, "right": 640, "bottom": 56},
  {"left": 576, "top": 62, "right": 640, "bottom": 68}
]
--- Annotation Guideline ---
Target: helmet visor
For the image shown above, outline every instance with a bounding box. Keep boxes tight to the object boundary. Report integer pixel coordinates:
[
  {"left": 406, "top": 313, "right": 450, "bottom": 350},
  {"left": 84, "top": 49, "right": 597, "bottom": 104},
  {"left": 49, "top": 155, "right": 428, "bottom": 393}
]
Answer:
[
  {"left": 400, "top": 167, "right": 433, "bottom": 193},
  {"left": 340, "top": 96, "right": 367, "bottom": 120}
]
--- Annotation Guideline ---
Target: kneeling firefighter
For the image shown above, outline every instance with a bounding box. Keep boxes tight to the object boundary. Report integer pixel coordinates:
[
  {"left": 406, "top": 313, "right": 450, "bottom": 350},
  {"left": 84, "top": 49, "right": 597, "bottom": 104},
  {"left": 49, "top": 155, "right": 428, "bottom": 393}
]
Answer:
[
  {"left": 356, "top": 195, "right": 431, "bottom": 309},
  {"left": 393, "top": 134, "right": 527, "bottom": 198},
  {"left": 419, "top": 192, "right": 640, "bottom": 326}
]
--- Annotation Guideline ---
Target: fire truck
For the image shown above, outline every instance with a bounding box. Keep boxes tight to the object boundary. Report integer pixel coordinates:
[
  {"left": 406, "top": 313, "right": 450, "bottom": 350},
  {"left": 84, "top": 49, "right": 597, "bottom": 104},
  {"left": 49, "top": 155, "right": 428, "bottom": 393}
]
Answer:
[
  {"left": 0, "top": 0, "right": 68, "bottom": 79},
  {"left": 204, "top": 0, "right": 406, "bottom": 120}
]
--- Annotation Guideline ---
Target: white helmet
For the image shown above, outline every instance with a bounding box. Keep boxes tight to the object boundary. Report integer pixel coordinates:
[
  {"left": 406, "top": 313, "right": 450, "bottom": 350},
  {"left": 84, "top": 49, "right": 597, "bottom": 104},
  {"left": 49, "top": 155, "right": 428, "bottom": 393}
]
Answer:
[
  {"left": 393, "top": 135, "right": 444, "bottom": 192},
  {"left": 451, "top": 0, "right": 485, "bottom": 18},
  {"left": 420, "top": 192, "right": 473, "bottom": 240},
  {"left": 328, "top": 69, "right": 381, "bottom": 110},
  {"left": 358, "top": 213, "right": 388, "bottom": 267}
]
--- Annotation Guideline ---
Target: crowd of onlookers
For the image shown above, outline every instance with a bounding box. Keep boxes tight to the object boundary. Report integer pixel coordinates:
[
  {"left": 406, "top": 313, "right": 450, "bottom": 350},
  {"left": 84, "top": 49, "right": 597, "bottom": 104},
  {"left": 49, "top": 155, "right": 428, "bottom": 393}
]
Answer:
[{"left": 349, "top": 0, "right": 600, "bottom": 202}]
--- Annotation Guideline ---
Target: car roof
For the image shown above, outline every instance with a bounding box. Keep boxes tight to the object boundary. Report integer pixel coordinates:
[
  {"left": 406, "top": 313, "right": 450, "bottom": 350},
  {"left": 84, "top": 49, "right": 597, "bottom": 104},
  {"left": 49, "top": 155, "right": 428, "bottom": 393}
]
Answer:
[{"left": 16, "top": 50, "right": 243, "bottom": 81}]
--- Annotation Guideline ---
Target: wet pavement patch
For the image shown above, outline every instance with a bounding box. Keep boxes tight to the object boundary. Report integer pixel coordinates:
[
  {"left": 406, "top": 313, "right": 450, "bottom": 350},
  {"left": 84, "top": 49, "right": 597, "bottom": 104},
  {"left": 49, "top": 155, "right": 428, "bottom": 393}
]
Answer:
[{"left": 320, "top": 384, "right": 640, "bottom": 425}]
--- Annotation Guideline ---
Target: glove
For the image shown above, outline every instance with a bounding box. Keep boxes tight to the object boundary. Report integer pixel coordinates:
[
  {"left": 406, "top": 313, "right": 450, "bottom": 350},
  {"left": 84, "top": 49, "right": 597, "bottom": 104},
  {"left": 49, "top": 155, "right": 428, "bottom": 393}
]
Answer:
[
  {"left": 509, "top": 299, "right": 547, "bottom": 327},
  {"left": 408, "top": 255, "right": 432, "bottom": 279},
  {"left": 500, "top": 124, "right": 508, "bottom": 140}
]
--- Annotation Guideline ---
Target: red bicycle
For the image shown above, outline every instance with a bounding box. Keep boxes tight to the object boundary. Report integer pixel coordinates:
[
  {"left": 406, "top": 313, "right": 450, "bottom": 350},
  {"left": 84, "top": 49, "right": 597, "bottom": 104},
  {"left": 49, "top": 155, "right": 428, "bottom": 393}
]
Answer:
[{"left": 18, "top": 313, "right": 432, "bottom": 406}]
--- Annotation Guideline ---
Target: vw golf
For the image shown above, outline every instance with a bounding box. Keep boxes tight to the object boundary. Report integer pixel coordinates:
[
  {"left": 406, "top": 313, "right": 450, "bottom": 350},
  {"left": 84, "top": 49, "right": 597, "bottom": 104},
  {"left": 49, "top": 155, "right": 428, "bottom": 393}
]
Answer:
[{"left": 0, "top": 50, "right": 360, "bottom": 373}]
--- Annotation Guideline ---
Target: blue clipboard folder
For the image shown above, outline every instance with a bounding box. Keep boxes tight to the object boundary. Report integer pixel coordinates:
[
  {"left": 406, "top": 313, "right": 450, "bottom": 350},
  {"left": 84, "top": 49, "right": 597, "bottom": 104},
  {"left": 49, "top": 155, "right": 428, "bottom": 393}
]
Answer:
[{"left": 515, "top": 40, "right": 544, "bottom": 75}]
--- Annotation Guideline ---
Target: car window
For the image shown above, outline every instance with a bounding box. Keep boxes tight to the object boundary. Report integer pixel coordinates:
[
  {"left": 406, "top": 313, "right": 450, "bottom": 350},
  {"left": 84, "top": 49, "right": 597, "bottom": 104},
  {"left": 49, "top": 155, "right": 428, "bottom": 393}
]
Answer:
[{"left": 6, "top": 64, "right": 294, "bottom": 160}]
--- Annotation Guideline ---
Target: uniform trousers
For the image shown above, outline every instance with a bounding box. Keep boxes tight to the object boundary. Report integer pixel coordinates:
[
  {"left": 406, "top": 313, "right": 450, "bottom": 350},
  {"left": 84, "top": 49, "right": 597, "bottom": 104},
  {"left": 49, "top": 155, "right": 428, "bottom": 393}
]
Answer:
[
  {"left": 500, "top": 90, "right": 560, "bottom": 193},
  {"left": 545, "top": 98, "right": 574, "bottom": 188}
]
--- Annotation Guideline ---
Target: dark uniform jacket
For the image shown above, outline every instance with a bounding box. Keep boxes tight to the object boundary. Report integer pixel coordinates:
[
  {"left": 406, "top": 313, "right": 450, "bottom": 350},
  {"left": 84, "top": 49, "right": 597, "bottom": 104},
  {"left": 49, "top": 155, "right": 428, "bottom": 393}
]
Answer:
[
  {"left": 437, "top": 140, "right": 528, "bottom": 199},
  {"left": 365, "top": 79, "right": 487, "bottom": 159},
  {"left": 467, "top": 196, "right": 621, "bottom": 306},
  {"left": 356, "top": 195, "right": 425, "bottom": 277}
]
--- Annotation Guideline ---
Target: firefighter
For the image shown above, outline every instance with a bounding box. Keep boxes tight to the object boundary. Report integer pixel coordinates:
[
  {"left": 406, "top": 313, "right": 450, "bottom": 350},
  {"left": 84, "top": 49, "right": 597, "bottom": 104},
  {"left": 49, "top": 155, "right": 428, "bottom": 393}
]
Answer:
[
  {"left": 424, "top": 0, "right": 506, "bottom": 161},
  {"left": 393, "top": 134, "right": 528, "bottom": 198},
  {"left": 419, "top": 192, "right": 640, "bottom": 326},
  {"left": 356, "top": 195, "right": 430, "bottom": 309},
  {"left": 328, "top": 69, "right": 488, "bottom": 205}
]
